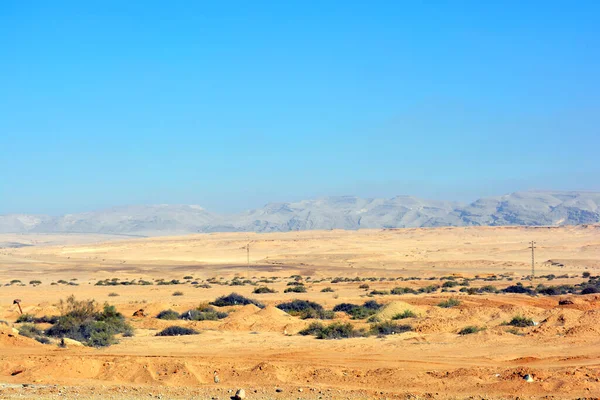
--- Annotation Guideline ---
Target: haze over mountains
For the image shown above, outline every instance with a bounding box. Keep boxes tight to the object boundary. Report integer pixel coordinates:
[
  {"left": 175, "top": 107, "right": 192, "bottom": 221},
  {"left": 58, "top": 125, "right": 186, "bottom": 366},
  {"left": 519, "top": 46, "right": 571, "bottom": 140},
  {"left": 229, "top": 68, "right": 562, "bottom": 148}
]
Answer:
[{"left": 1, "top": 191, "right": 599, "bottom": 236}]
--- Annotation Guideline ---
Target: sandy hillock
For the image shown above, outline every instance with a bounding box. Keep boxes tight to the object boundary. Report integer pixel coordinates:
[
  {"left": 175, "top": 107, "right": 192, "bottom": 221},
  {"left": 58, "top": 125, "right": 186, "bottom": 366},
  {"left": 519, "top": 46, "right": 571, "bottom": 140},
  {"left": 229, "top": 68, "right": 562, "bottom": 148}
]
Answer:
[{"left": 220, "top": 305, "right": 306, "bottom": 333}]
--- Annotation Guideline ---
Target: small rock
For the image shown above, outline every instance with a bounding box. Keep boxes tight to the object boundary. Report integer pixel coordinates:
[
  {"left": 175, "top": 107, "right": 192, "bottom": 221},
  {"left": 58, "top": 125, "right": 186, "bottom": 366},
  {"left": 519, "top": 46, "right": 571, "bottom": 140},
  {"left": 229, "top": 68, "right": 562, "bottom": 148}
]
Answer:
[
  {"left": 234, "top": 388, "right": 246, "bottom": 399},
  {"left": 524, "top": 374, "right": 534, "bottom": 382},
  {"left": 298, "top": 388, "right": 303, "bottom": 392},
  {"left": 276, "top": 388, "right": 283, "bottom": 393}
]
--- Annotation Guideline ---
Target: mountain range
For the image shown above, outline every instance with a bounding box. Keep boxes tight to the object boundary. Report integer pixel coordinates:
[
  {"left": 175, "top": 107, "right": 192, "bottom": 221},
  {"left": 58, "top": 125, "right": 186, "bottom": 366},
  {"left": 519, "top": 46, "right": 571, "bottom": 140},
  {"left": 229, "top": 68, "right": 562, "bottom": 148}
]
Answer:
[{"left": 1, "top": 191, "right": 599, "bottom": 236}]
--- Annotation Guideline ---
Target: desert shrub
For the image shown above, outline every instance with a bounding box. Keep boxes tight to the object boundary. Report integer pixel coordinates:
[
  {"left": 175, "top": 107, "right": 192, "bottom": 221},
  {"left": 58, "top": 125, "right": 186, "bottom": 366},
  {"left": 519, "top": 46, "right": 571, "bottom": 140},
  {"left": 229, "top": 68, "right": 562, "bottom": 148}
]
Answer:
[
  {"left": 284, "top": 285, "right": 307, "bottom": 293},
  {"left": 17, "top": 314, "right": 58, "bottom": 324},
  {"left": 508, "top": 316, "right": 535, "bottom": 327},
  {"left": 369, "top": 290, "right": 390, "bottom": 296},
  {"left": 287, "top": 281, "right": 304, "bottom": 286},
  {"left": 46, "top": 298, "right": 132, "bottom": 347},
  {"left": 108, "top": 292, "right": 119, "bottom": 297},
  {"left": 253, "top": 286, "right": 276, "bottom": 294},
  {"left": 29, "top": 280, "right": 42, "bottom": 285},
  {"left": 582, "top": 272, "right": 591, "bottom": 278},
  {"left": 442, "top": 281, "right": 458, "bottom": 288},
  {"left": 478, "top": 285, "right": 498, "bottom": 293},
  {"left": 197, "top": 284, "right": 212, "bottom": 289},
  {"left": 210, "top": 293, "right": 263, "bottom": 308},
  {"left": 460, "top": 287, "right": 478, "bottom": 295},
  {"left": 503, "top": 285, "right": 534, "bottom": 295},
  {"left": 172, "top": 291, "right": 184, "bottom": 296},
  {"left": 36, "top": 336, "right": 51, "bottom": 344},
  {"left": 277, "top": 300, "right": 332, "bottom": 319},
  {"left": 419, "top": 285, "right": 440, "bottom": 294},
  {"left": 299, "top": 322, "right": 325, "bottom": 336},
  {"left": 506, "top": 327, "right": 525, "bottom": 336},
  {"left": 458, "top": 326, "right": 485, "bottom": 335},
  {"left": 156, "top": 326, "right": 199, "bottom": 336},
  {"left": 300, "top": 322, "right": 364, "bottom": 339},
  {"left": 359, "top": 284, "right": 370, "bottom": 289},
  {"left": 320, "top": 287, "right": 335, "bottom": 292},
  {"left": 180, "top": 307, "right": 228, "bottom": 321},
  {"left": 438, "top": 298, "right": 461, "bottom": 308},
  {"left": 18, "top": 324, "right": 43, "bottom": 338},
  {"left": 332, "top": 301, "right": 381, "bottom": 319},
  {"left": 581, "top": 286, "right": 599, "bottom": 295},
  {"left": 156, "top": 309, "right": 180, "bottom": 320},
  {"left": 536, "top": 286, "right": 559, "bottom": 296},
  {"left": 370, "top": 321, "right": 412, "bottom": 335},
  {"left": 183, "top": 276, "right": 193, "bottom": 280},
  {"left": 36, "top": 315, "right": 59, "bottom": 324},
  {"left": 16, "top": 314, "right": 36, "bottom": 323},
  {"left": 391, "top": 287, "right": 417, "bottom": 295},
  {"left": 391, "top": 310, "right": 417, "bottom": 320}
]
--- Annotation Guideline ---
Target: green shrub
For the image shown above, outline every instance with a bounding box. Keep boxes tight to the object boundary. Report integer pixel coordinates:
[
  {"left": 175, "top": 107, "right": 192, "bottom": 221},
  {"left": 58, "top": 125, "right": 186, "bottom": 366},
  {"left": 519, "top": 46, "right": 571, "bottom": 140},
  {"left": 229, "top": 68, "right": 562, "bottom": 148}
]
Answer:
[
  {"left": 370, "top": 321, "right": 412, "bottom": 335},
  {"left": 36, "top": 336, "right": 51, "bottom": 344},
  {"left": 18, "top": 324, "right": 42, "bottom": 338},
  {"left": 369, "top": 290, "right": 390, "bottom": 296},
  {"left": 332, "top": 301, "right": 382, "bottom": 319},
  {"left": 45, "top": 297, "right": 132, "bottom": 347},
  {"left": 284, "top": 285, "right": 307, "bottom": 293},
  {"left": 29, "top": 280, "right": 42, "bottom": 285},
  {"left": 180, "top": 307, "right": 228, "bottom": 321},
  {"left": 438, "top": 298, "right": 461, "bottom": 308},
  {"left": 16, "top": 314, "right": 36, "bottom": 323},
  {"left": 506, "top": 327, "right": 525, "bottom": 336},
  {"left": 391, "top": 310, "right": 417, "bottom": 320},
  {"left": 277, "top": 300, "right": 332, "bottom": 319},
  {"left": 508, "top": 316, "right": 535, "bottom": 327},
  {"left": 419, "top": 285, "right": 440, "bottom": 294},
  {"left": 458, "top": 326, "right": 485, "bottom": 335},
  {"left": 156, "top": 309, "right": 180, "bottom": 320},
  {"left": 391, "top": 287, "right": 417, "bottom": 295},
  {"left": 253, "top": 286, "right": 276, "bottom": 294},
  {"left": 156, "top": 326, "right": 199, "bottom": 336},
  {"left": 210, "top": 293, "right": 263, "bottom": 308},
  {"left": 299, "top": 322, "right": 326, "bottom": 336},
  {"left": 299, "top": 322, "right": 365, "bottom": 339},
  {"left": 478, "top": 285, "right": 498, "bottom": 293}
]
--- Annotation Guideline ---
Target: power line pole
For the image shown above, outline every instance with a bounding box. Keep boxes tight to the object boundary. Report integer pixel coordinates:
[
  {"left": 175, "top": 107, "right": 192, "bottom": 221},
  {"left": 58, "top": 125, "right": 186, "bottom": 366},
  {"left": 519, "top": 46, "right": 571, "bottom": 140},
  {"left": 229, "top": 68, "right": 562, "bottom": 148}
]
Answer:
[
  {"left": 529, "top": 241, "right": 536, "bottom": 279},
  {"left": 246, "top": 236, "right": 250, "bottom": 279}
]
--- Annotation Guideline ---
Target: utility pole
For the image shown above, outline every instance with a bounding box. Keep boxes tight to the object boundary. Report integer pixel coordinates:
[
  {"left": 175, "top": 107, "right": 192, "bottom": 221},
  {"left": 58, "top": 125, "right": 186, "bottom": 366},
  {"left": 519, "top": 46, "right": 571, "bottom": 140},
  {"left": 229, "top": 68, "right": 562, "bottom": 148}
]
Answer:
[
  {"left": 246, "top": 236, "right": 250, "bottom": 279},
  {"left": 529, "top": 241, "right": 536, "bottom": 279}
]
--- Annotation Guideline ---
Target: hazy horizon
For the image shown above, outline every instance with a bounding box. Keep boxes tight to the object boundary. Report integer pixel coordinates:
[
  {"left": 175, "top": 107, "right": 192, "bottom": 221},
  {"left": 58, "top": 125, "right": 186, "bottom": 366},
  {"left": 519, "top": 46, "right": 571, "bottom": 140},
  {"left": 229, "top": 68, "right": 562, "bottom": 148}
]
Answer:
[{"left": 3, "top": 188, "right": 600, "bottom": 217}]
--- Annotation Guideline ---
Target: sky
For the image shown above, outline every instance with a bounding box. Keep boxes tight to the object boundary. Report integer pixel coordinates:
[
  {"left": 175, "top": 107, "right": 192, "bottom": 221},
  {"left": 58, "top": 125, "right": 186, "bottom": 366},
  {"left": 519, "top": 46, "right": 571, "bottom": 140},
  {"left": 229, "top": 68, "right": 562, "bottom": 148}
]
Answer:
[{"left": 1, "top": 1, "right": 599, "bottom": 215}]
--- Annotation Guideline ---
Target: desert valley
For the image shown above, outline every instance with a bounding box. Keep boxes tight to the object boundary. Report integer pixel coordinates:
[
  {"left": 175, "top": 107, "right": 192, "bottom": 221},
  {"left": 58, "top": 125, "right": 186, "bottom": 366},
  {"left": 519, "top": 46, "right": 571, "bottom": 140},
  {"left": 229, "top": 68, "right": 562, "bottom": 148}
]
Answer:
[{"left": 0, "top": 225, "right": 599, "bottom": 399}]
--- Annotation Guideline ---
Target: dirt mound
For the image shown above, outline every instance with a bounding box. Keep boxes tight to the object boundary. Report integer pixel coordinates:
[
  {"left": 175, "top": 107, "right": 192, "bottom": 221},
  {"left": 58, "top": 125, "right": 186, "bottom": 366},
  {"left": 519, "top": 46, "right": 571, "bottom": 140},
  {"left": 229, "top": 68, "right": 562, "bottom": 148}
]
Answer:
[
  {"left": 227, "top": 304, "right": 261, "bottom": 318},
  {"left": 375, "top": 301, "right": 426, "bottom": 320},
  {"left": 221, "top": 305, "right": 306, "bottom": 333},
  {"left": 0, "top": 326, "right": 42, "bottom": 348}
]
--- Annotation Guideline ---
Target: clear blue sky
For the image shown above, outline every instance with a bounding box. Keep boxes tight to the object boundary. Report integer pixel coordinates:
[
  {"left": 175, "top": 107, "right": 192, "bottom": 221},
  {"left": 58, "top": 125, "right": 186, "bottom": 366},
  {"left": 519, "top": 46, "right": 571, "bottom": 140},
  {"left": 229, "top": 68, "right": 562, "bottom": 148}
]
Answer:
[{"left": 1, "top": 1, "right": 599, "bottom": 215}]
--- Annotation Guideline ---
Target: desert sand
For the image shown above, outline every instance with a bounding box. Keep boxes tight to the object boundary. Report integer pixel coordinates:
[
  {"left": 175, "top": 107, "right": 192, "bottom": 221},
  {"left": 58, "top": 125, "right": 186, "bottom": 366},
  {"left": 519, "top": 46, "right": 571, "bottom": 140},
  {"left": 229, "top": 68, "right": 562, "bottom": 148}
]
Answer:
[{"left": 0, "top": 225, "right": 599, "bottom": 399}]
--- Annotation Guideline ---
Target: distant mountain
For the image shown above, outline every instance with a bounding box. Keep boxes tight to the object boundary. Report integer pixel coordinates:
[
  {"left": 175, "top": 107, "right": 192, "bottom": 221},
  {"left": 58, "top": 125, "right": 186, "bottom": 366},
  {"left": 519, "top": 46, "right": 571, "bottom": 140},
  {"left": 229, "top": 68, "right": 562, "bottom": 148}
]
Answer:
[{"left": 1, "top": 191, "right": 598, "bottom": 236}]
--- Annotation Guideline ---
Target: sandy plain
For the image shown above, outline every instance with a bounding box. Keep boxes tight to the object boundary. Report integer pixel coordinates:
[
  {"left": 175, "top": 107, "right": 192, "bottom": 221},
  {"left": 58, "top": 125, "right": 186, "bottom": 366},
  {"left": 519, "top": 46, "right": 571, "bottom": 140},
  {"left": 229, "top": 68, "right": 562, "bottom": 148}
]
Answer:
[{"left": 0, "top": 225, "right": 599, "bottom": 399}]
